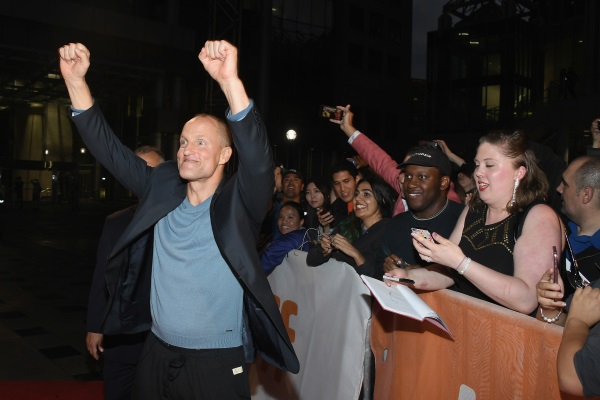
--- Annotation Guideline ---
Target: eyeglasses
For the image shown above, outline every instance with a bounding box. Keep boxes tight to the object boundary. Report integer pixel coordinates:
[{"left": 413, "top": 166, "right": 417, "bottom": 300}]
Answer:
[{"left": 563, "top": 228, "right": 588, "bottom": 289}]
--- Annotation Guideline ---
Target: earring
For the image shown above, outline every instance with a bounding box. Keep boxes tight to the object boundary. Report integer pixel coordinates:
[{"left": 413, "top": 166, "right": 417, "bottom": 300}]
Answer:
[{"left": 511, "top": 178, "right": 520, "bottom": 206}]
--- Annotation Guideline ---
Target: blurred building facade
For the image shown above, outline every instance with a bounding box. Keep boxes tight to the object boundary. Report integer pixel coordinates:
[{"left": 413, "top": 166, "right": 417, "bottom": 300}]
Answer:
[
  {"left": 0, "top": 0, "right": 412, "bottom": 202},
  {"left": 426, "top": 0, "right": 600, "bottom": 160}
]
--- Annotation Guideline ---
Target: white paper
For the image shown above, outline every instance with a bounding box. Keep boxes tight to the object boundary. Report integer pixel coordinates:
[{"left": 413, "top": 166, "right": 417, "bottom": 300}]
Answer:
[{"left": 361, "top": 275, "right": 453, "bottom": 336}]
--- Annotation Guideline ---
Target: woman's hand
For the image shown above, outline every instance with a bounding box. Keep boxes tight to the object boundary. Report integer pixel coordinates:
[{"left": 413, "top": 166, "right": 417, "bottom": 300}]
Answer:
[
  {"left": 536, "top": 268, "right": 566, "bottom": 311},
  {"left": 320, "top": 233, "right": 334, "bottom": 256},
  {"left": 433, "top": 139, "right": 465, "bottom": 167},
  {"left": 411, "top": 231, "right": 465, "bottom": 269},
  {"left": 383, "top": 268, "right": 411, "bottom": 287},
  {"left": 317, "top": 209, "right": 334, "bottom": 230},
  {"left": 331, "top": 105, "right": 356, "bottom": 137},
  {"left": 330, "top": 234, "right": 364, "bottom": 265}
]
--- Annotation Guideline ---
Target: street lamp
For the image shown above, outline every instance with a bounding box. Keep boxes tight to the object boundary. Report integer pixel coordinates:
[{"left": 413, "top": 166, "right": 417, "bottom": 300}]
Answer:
[{"left": 285, "top": 129, "right": 297, "bottom": 167}]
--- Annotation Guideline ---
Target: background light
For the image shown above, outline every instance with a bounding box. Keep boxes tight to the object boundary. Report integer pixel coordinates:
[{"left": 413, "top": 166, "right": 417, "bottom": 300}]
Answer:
[{"left": 286, "top": 129, "right": 297, "bottom": 140}]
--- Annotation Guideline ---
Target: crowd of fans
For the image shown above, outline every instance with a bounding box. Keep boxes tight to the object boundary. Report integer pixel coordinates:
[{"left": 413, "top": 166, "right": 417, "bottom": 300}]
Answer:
[
  {"left": 66, "top": 38, "right": 600, "bottom": 400},
  {"left": 258, "top": 109, "right": 600, "bottom": 397}
]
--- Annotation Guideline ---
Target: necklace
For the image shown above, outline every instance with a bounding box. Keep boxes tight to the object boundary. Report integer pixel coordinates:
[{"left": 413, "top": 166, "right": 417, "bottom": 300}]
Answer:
[{"left": 411, "top": 199, "right": 449, "bottom": 221}]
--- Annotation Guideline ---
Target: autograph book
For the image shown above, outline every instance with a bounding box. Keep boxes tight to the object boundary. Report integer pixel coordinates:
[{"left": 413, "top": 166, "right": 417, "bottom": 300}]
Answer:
[{"left": 361, "top": 275, "right": 453, "bottom": 337}]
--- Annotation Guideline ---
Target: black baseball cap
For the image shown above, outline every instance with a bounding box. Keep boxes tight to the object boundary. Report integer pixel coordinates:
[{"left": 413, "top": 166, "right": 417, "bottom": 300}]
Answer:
[
  {"left": 397, "top": 148, "right": 452, "bottom": 176},
  {"left": 282, "top": 168, "right": 304, "bottom": 182}
]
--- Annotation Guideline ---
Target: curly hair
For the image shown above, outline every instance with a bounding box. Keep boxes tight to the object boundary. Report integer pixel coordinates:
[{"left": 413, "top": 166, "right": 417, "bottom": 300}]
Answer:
[{"left": 469, "top": 130, "right": 549, "bottom": 214}]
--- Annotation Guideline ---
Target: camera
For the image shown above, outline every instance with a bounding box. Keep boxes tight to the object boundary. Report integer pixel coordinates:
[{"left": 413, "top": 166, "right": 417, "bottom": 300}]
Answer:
[{"left": 320, "top": 105, "right": 343, "bottom": 121}]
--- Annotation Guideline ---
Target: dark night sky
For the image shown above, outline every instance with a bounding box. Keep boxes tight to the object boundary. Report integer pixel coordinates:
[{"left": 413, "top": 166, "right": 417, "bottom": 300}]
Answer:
[{"left": 412, "top": 0, "right": 448, "bottom": 79}]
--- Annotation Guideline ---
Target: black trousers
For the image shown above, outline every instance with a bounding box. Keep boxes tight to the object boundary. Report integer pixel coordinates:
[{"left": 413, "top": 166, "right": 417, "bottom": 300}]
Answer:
[
  {"left": 132, "top": 333, "right": 250, "bottom": 400},
  {"left": 104, "top": 357, "right": 138, "bottom": 400},
  {"left": 103, "top": 331, "right": 147, "bottom": 400}
]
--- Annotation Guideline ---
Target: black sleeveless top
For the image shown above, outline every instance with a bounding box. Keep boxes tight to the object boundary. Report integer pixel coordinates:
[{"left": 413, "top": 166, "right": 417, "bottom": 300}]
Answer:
[{"left": 450, "top": 207, "right": 518, "bottom": 306}]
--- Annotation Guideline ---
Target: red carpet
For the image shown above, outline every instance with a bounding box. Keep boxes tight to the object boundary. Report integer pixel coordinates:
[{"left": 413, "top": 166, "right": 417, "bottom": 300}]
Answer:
[{"left": 0, "top": 381, "right": 103, "bottom": 400}]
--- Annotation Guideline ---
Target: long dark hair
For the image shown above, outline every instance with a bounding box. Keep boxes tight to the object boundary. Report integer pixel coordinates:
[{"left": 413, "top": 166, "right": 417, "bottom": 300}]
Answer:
[
  {"left": 337, "top": 175, "right": 396, "bottom": 243},
  {"left": 304, "top": 176, "right": 332, "bottom": 210}
]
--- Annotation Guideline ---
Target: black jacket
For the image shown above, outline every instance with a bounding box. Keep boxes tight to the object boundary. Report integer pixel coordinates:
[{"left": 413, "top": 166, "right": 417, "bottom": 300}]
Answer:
[{"left": 72, "top": 103, "right": 299, "bottom": 373}]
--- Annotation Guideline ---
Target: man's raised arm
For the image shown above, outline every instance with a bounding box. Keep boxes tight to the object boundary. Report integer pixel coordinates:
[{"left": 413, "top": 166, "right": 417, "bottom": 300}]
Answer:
[
  {"left": 198, "top": 40, "right": 249, "bottom": 115},
  {"left": 58, "top": 43, "right": 94, "bottom": 111}
]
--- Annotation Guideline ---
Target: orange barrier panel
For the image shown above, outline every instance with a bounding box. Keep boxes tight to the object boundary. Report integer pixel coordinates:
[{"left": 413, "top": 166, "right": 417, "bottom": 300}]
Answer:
[{"left": 370, "top": 289, "right": 594, "bottom": 400}]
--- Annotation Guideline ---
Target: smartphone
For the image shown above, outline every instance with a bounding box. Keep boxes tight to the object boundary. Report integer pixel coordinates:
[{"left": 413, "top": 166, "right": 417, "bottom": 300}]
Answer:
[
  {"left": 418, "top": 140, "right": 439, "bottom": 148},
  {"left": 552, "top": 246, "right": 558, "bottom": 284},
  {"left": 411, "top": 228, "right": 433, "bottom": 241},
  {"left": 317, "top": 205, "right": 330, "bottom": 215},
  {"left": 320, "top": 105, "right": 343, "bottom": 121},
  {"left": 383, "top": 275, "right": 415, "bottom": 285}
]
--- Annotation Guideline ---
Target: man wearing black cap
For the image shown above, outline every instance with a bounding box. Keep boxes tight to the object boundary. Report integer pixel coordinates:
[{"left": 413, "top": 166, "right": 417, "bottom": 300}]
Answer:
[
  {"left": 281, "top": 169, "right": 304, "bottom": 204},
  {"left": 373, "top": 145, "right": 465, "bottom": 278},
  {"left": 267, "top": 168, "right": 306, "bottom": 242}
]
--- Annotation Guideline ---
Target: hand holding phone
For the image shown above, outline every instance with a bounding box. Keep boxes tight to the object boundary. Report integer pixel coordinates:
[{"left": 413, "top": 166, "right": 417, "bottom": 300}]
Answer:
[
  {"left": 320, "top": 105, "right": 343, "bottom": 121},
  {"left": 411, "top": 228, "right": 433, "bottom": 242},
  {"left": 318, "top": 208, "right": 334, "bottom": 227}
]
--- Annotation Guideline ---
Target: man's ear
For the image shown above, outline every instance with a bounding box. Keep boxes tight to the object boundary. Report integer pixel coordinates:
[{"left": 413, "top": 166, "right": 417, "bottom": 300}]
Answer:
[
  {"left": 581, "top": 186, "right": 594, "bottom": 205},
  {"left": 440, "top": 176, "right": 450, "bottom": 191},
  {"left": 220, "top": 146, "right": 233, "bottom": 164}
]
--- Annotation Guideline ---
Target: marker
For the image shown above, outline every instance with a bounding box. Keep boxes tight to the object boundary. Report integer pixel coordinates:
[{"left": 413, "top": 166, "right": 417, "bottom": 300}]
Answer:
[{"left": 383, "top": 275, "right": 415, "bottom": 284}]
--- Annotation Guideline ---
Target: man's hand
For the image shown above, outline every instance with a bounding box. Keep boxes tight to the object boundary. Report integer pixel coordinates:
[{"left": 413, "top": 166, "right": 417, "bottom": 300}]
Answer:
[
  {"left": 557, "top": 285, "right": 600, "bottom": 395},
  {"left": 198, "top": 40, "right": 249, "bottom": 115},
  {"left": 568, "top": 285, "right": 600, "bottom": 328},
  {"left": 58, "top": 42, "right": 93, "bottom": 110},
  {"left": 199, "top": 40, "right": 238, "bottom": 85},
  {"left": 58, "top": 43, "right": 91, "bottom": 85},
  {"left": 86, "top": 332, "right": 104, "bottom": 360},
  {"left": 591, "top": 118, "right": 600, "bottom": 148}
]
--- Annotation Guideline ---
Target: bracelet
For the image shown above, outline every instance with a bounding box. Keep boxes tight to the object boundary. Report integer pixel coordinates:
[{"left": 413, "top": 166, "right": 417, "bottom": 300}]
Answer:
[
  {"left": 540, "top": 307, "right": 563, "bottom": 324},
  {"left": 458, "top": 257, "right": 471, "bottom": 275},
  {"left": 456, "top": 256, "right": 467, "bottom": 270}
]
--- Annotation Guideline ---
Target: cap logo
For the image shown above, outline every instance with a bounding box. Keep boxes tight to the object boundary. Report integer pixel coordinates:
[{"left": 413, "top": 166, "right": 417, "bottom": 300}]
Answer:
[{"left": 411, "top": 152, "right": 432, "bottom": 158}]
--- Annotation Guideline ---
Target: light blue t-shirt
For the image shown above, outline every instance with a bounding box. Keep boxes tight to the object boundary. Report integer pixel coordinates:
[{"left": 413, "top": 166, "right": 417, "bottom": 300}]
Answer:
[{"left": 150, "top": 196, "right": 244, "bottom": 349}]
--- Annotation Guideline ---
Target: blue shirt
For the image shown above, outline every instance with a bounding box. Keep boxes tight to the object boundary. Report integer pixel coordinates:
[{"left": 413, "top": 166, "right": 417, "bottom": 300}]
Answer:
[
  {"left": 151, "top": 196, "right": 243, "bottom": 349},
  {"left": 568, "top": 220, "right": 600, "bottom": 256}
]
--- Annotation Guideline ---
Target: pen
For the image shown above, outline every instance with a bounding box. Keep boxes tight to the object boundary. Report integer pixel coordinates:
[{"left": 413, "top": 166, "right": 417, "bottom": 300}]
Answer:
[{"left": 382, "top": 275, "right": 415, "bottom": 285}]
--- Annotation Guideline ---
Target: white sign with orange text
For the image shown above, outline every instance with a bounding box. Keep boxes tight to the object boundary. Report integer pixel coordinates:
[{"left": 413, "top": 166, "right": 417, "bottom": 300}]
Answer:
[{"left": 249, "top": 250, "right": 372, "bottom": 400}]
